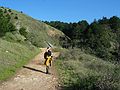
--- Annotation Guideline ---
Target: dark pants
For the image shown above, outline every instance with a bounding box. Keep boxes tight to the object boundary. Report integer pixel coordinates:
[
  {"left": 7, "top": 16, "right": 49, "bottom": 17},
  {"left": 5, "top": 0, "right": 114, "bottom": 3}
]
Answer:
[
  {"left": 46, "top": 66, "right": 49, "bottom": 74},
  {"left": 44, "top": 58, "right": 47, "bottom": 65}
]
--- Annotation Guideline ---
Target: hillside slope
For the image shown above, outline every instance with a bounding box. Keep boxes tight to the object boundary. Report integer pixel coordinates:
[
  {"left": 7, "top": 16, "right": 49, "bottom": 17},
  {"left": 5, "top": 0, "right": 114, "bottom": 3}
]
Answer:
[
  {"left": 11, "top": 9, "right": 65, "bottom": 47},
  {"left": 0, "top": 7, "right": 67, "bottom": 47},
  {"left": 0, "top": 7, "right": 66, "bottom": 81}
]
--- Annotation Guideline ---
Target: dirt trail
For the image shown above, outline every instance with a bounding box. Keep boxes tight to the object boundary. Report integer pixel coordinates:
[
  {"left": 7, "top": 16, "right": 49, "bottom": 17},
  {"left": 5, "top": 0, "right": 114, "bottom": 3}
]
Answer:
[{"left": 0, "top": 48, "right": 60, "bottom": 90}]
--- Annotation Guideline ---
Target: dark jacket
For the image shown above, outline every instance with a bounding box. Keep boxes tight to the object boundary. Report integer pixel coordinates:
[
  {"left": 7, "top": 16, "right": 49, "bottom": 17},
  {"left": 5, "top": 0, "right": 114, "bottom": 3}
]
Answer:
[{"left": 44, "top": 50, "right": 51, "bottom": 59}]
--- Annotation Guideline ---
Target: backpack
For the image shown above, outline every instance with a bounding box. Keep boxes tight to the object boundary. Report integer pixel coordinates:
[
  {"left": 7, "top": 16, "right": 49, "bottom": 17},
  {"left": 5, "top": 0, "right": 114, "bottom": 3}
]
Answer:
[{"left": 44, "top": 51, "right": 48, "bottom": 59}]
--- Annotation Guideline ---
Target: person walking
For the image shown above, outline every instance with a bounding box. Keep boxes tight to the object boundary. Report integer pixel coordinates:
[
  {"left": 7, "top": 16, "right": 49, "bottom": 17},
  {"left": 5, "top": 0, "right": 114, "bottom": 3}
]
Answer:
[{"left": 44, "top": 47, "right": 53, "bottom": 74}]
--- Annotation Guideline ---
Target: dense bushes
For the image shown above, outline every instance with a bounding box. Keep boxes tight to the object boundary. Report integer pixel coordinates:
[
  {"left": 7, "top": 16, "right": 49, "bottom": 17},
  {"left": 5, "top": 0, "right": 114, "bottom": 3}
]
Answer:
[{"left": 55, "top": 49, "right": 120, "bottom": 90}]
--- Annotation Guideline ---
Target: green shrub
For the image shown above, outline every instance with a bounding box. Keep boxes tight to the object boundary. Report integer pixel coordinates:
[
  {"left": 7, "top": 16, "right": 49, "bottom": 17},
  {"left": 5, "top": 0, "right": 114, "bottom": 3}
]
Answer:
[
  {"left": 8, "top": 9, "right": 12, "bottom": 12},
  {"left": 14, "top": 16, "right": 18, "bottom": 19},
  {"left": 19, "top": 27, "right": 27, "bottom": 37}
]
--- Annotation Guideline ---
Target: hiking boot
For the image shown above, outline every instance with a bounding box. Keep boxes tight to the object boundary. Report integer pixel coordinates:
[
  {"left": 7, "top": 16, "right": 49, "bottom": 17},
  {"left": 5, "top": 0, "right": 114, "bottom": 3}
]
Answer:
[{"left": 46, "top": 66, "right": 49, "bottom": 74}]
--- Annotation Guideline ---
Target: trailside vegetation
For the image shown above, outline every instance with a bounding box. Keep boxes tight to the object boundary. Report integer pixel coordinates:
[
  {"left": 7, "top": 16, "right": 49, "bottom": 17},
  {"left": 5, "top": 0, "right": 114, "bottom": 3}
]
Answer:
[{"left": 55, "top": 48, "right": 120, "bottom": 90}]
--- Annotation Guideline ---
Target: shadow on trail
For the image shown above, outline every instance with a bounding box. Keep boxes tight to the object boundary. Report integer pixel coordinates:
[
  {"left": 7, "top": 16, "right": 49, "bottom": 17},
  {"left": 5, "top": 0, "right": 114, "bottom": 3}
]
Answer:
[{"left": 23, "top": 66, "right": 46, "bottom": 74}]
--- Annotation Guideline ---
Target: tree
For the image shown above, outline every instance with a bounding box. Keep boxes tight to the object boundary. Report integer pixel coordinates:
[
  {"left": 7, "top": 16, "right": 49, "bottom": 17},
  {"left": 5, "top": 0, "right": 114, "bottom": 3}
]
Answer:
[
  {"left": 98, "top": 17, "right": 109, "bottom": 24},
  {"left": 109, "top": 16, "right": 120, "bottom": 30},
  {"left": 8, "top": 9, "right": 12, "bottom": 12}
]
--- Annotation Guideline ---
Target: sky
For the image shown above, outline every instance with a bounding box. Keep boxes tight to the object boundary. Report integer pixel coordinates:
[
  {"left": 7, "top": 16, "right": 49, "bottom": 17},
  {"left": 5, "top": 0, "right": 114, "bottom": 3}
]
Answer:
[{"left": 0, "top": 0, "right": 120, "bottom": 23}]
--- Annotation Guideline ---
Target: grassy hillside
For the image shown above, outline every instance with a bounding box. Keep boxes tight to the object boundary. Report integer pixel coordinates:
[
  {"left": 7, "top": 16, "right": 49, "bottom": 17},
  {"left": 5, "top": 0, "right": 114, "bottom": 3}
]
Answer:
[
  {"left": 0, "top": 7, "right": 66, "bottom": 81},
  {"left": 0, "top": 7, "right": 66, "bottom": 47},
  {"left": 0, "top": 39, "right": 39, "bottom": 81},
  {"left": 55, "top": 48, "right": 120, "bottom": 90},
  {"left": 10, "top": 9, "right": 65, "bottom": 47}
]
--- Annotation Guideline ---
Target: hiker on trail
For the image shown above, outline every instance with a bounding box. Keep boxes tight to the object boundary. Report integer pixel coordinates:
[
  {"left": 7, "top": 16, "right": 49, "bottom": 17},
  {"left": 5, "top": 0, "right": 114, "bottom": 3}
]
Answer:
[{"left": 44, "top": 47, "right": 53, "bottom": 74}]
